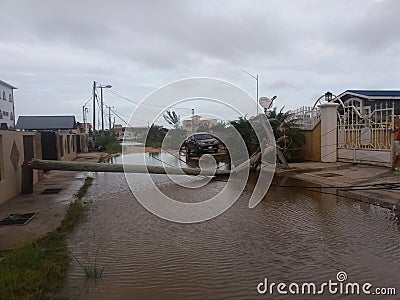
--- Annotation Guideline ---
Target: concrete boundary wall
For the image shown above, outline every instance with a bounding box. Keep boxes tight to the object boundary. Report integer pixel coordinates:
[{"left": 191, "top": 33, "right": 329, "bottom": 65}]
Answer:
[
  {"left": 298, "top": 121, "right": 321, "bottom": 162},
  {"left": 56, "top": 131, "right": 78, "bottom": 161},
  {"left": 0, "top": 131, "right": 42, "bottom": 205},
  {"left": 0, "top": 130, "right": 87, "bottom": 205}
]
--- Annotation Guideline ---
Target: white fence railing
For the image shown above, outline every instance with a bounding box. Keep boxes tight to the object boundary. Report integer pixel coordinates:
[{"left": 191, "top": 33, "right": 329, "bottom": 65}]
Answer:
[
  {"left": 337, "top": 100, "right": 395, "bottom": 165},
  {"left": 337, "top": 101, "right": 394, "bottom": 150},
  {"left": 289, "top": 106, "right": 320, "bottom": 130}
]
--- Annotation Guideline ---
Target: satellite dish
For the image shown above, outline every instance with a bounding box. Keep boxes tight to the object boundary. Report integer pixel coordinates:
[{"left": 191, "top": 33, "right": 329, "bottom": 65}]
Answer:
[{"left": 259, "top": 96, "right": 276, "bottom": 109}]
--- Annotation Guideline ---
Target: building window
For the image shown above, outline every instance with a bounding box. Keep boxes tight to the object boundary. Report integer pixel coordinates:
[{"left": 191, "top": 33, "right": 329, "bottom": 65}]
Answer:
[
  {"left": 2, "top": 91, "right": 5, "bottom": 100},
  {"left": 344, "top": 98, "right": 362, "bottom": 108},
  {"left": 9, "top": 94, "right": 12, "bottom": 102},
  {"left": 10, "top": 112, "right": 14, "bottom": 121},
  {"left": 0, "top": 110, "right": 2, "bottom": 119},
  {"left": 2, "top": 111, "right": 8, "bottom": 117}
]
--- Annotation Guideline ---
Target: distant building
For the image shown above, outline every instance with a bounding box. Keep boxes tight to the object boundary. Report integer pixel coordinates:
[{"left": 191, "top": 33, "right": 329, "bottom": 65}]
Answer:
[
  {"left": 0, "top": 80, "right": 17, "bottom": 130},
  {"left": 77, "top": 122, "right": 92, "bottom": 135},
  {"left": 182, "top": 115, "right": 218, "bottom": 132},
  {"left": 123, "top": 126, "right": 148, "bottom": 140},
  {"left": 113, "top": 124, "right": 124, "bottom": 138},
  {"left": 124, "top": 125, "right": 165, "bottom": 140}
]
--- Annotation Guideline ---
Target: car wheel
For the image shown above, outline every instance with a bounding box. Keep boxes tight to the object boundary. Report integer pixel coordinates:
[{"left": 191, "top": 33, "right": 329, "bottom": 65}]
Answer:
[
  {"left": 194, "top": 146, "right": 201, "bottom": 156},
  {"left": 185, "top": 146, "right": 192, "bottom": 157}
]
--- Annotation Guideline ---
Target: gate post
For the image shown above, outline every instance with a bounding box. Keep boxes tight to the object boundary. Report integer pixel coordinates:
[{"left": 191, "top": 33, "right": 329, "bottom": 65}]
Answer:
[{"left": 319, "top": 103, "right": 339, "bottom": 162}]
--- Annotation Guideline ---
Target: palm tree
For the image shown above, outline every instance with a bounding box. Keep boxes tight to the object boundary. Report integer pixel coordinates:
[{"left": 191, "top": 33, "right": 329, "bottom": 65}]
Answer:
[
  {"left": 229, "top": 107, "right": 305, "bottom": 168},
  {"left": 145, "top": 124, "right": 168, "bottom": 148},
  {"left": 230, "top": 117, "right": 259, "bottom": 155},
  {"left": 266, "top": 107, "right": 305, "bottom": 161},
  {"left": 163, "top": 110, "right": 180, "bottom": 129}
]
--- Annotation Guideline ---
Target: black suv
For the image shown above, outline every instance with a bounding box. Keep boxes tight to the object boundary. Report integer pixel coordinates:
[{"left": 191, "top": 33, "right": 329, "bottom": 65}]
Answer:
[{"left": 184, "top": 133, "right": 220, "bottom": 156}]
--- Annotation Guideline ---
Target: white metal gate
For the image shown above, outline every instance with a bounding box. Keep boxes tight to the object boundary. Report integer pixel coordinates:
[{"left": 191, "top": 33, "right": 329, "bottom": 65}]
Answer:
[{"left": 337, "top": 97, "right": 394, "bottom": 165}]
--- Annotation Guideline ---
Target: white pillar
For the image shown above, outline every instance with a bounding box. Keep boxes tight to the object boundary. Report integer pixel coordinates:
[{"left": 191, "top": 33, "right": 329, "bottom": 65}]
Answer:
[{"left": 319, "top": 103, "right": 339, "bottom": 162}]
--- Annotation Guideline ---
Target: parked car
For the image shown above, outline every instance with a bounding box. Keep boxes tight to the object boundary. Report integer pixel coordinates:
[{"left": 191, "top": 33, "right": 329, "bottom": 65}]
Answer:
[{"left": 184, "top": 133, "right": 220, "bottom": 156}]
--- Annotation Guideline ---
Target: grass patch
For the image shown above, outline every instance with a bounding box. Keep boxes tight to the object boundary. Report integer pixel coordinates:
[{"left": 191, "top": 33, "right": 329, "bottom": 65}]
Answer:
[
  {"left": 95, "top": 134, "right": 122, "bottom": 154},
  {"left": 104, "top": 139, "right": 122, "bottom": 154},
  {"left": 74, "top": 177, "right": 93, "bottom": 201},
  {"left": 0, "top": 177, "right": 93, "bottom": 300},
  {"left": 73, "top": 250, "right": 105, "bottom": 279}
]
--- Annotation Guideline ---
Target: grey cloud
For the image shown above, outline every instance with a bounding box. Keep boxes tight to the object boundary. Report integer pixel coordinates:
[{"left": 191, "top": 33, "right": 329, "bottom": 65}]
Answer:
[
  {"left": 328, "top": 0, "right": 400, "bottom": 53},
  {"left": 0, "top": 0, "right": 399, "bottom": 120},
  {"left": 264, "top": 80, "right": 305, "bottom": 90}
]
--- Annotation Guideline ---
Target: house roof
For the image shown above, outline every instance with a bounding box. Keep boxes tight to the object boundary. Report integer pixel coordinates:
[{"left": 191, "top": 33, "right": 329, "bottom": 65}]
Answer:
[
  {"left": 0, "top": 80, "right": 17, "bottom": 89},
  {"left": 345, "top": 90, "right": 400, "bottom": 98},
  {"left": 16, "top": 116, "right": 77, "bottom": 130}
]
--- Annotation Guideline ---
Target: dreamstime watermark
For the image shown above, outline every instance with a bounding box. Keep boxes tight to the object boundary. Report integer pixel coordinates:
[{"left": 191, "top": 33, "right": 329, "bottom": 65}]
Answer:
[
  {"left": 257, "top": 271, "right": 397, "bottom": 296},
  {"left": 122, "top": 78, "right": 276, "bottom": 223}
]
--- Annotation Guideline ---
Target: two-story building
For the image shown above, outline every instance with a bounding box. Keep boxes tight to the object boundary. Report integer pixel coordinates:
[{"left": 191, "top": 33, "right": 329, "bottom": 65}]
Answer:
[
  {"left": 182, "top": 115, "right": 218, "bottom": 133},
  {"left": 0, "top": 80, "right": 17, "bottom": 130}
]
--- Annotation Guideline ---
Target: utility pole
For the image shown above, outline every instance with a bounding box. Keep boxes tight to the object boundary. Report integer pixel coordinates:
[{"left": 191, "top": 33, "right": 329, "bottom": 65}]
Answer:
[
  {"left": 108, "top": 105, "right": 114, "bottom": 133},
  {"left": 92, "top": 81, "right": 96, "bottom": 132},
  {"left": 82, "top": 105, "right": 85, "bottom": 133},
  {"left": 97, "top": 84, "right": 112, "bottom": 133}
]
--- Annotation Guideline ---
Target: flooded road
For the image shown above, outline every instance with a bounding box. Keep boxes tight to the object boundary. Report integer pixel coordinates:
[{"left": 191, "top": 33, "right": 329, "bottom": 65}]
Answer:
[{"left": 60, "top": 153, "right": 400, "bottom": 299}]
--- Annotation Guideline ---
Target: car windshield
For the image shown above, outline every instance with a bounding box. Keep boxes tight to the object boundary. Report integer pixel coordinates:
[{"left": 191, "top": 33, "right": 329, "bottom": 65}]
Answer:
[{"left": 194, "top": 134, "right": 213, "bottom": 140}]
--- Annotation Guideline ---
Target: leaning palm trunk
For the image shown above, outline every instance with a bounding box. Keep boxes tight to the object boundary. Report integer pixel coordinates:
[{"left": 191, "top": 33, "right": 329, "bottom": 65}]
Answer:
[
  {"left": 249, "top": 146, "right": 288, "bottom": 170},
  {"left": 276, "top": 147, "right": 289, "bottom": 168},
  {"left": 275, "top": 136, "right": 290, "bottom": 168},
  {"left": 233, "top": 142, "right": 289, "bottom": 173}
]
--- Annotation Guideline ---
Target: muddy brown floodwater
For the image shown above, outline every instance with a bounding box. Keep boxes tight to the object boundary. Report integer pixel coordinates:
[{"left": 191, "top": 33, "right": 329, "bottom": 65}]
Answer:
[{"left": 59, "top": 153, "right": 400, "bottom": 299}]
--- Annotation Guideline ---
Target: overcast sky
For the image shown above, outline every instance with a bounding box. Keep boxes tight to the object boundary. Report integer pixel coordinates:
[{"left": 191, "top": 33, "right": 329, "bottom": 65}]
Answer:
[{"left": 1, "top": 0, "right": 399, "bottom": 127}]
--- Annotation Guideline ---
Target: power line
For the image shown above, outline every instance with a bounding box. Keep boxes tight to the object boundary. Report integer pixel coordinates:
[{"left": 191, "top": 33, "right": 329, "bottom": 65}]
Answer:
[
  {"left": 102, "top": 97, "right": 155, "bottom": 125},
  {"left": 106, "top": 89, "right": 141, "bottom": 105},
  {"left": 105, "top": 89, "right": 193, "bottom": 110},
  {"left": 109, "top": 108, "right": 133, "bottom": 127}
]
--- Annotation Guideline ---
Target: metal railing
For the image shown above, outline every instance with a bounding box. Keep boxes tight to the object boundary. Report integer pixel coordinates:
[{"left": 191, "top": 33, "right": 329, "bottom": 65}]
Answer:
[
  {"left": 338, "top": 101, "right": 395, "bottom": 150},
  {"left": 289, "top": 106, "right": 321, "bottom": 130}
]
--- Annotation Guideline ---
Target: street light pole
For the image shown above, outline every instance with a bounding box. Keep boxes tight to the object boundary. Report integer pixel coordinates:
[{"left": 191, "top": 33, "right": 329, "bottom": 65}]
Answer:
[
  {"left": 82, "top": 97, "right": 92, "bottom": 134},
  {"left": 242, "top": 69, "right": 259, "bottom": 116},
  {"left": 82, "top": 106, "right": 89, "bottom": 132},
  {"left": 256, "top": 74, "right": 259, "bottom": 115}
]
